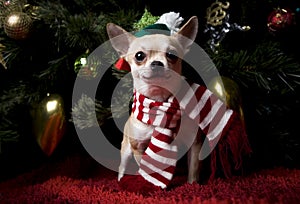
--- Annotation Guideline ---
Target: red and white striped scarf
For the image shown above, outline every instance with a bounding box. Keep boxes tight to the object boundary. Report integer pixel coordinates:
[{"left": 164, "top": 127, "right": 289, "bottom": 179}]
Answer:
[
  {"left": 132, "top": 91, "right": 181, "bottom": 188},
  {"left": 178, "top": 83, "right": 234, "bottom": 145},
  {"left": 132, "top": 83, "right": 238, "bottom": 188}
]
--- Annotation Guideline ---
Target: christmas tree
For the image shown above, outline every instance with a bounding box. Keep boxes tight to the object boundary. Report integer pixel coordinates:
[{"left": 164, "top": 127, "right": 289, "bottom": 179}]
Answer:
[
  {"left": 0, "top": 0, "right": 143, "bottom": 178},
  {"left": 1, "top": 0, "right": 300, "bottom": 180}
]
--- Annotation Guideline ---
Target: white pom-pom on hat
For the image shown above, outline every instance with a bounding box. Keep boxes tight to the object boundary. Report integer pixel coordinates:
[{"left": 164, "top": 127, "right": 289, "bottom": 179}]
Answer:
[{"left": 155, "top": 12, "right": 184, "bottom": 35}]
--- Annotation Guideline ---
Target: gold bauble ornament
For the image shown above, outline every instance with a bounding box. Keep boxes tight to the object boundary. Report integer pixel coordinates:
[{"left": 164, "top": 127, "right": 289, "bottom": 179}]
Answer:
[
  {"left": 208, "top": 76, "right": 245, "bottom": 126},
  {"left": 31, "top": 94, "right": 66, "bottom": 156},
  {"left": 4, "top": 11, "right": 33, "bottom": 40}
]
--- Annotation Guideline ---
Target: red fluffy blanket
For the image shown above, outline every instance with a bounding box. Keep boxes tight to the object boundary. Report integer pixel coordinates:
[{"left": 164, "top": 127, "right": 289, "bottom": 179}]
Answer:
[{"left": 0, "top": 154, "right": 299, "bottom": 204}]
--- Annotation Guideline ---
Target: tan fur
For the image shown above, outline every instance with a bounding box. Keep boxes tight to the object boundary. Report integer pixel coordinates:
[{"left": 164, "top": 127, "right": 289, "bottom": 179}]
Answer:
[{"left": 107, "top": 16, "right": 202, "bottom": 183}]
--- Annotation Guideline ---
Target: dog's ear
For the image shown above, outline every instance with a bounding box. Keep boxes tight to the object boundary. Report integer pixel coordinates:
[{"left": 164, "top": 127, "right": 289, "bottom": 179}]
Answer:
[
  {"left": 174, "top": 16, "right": 198, "bottom": 54},
  {"left": 106, "top": 23, "right": 136, "bottom": 57}
]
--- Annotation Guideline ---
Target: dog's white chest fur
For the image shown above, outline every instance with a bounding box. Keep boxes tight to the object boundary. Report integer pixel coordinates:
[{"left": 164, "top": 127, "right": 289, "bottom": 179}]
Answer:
[
  {"left": 125, "top": 115, "right": 153, "bottom": 143},
  {"left": 106, "top": 15, "right": 201, "bottom": 183}
]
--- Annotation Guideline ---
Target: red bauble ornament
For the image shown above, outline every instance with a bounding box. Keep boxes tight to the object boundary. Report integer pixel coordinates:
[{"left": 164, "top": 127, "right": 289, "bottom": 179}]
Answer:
[{"left": 267, "top": 8, "right": 295, "bottom": 33}]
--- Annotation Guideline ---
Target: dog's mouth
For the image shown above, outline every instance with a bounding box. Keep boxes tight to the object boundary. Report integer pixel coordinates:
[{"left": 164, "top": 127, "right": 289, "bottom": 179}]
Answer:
[
  {"left": 142, "top": 72, "right": 171, "bottom": 80},
  {"left": 139, "top": 68, "right": 173, "bottom": 82},
  {"left": 134, "top": 67, "right": 183, "bottom": 100}
]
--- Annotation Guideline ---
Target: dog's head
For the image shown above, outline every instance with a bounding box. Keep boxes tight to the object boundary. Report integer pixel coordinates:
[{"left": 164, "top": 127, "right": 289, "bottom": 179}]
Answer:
[{"left": 107, "top": 16, "right": 198, "bottom": 101}]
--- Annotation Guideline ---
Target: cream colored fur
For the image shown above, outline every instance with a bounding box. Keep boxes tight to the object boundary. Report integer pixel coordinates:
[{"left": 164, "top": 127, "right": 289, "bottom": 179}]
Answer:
[{"left": 107, "top": 16, "right": 202, "bottom": 183}]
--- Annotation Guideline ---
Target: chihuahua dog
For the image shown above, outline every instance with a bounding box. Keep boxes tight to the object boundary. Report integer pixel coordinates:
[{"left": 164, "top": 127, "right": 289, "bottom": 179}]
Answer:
[{"left": 106, "top": 16, "right": 202, "bottom": 184}]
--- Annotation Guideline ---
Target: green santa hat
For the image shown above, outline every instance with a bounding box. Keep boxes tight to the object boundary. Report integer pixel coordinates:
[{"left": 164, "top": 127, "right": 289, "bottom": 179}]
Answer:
[
  {"left": 115, "top": 12, "right": 184, "bottom": 71},
  {"left": 134, "top": 11, "right": 184, "bottom": 37}
]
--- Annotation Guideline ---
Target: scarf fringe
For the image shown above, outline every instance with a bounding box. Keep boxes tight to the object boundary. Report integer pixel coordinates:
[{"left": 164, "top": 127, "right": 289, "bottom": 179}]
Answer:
[{"left": 210, "top": 114, "right": 252, "bottom": 181}]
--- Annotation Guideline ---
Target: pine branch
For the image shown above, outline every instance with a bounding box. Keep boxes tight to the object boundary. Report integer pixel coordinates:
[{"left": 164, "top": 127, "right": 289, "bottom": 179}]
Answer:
[
  {"left": 106, "top": 9, "right": 140, "bottom": 31},
  {"left": 0, "top": 35, "right": 24, "bottom": 69},
  {"left": 0, "top": 82, "right": 34, "bottom": 115},
  {"left": 71, "top": 94, "right": 111, "bottom": 129},
  {"left": 34, "top": 54, "right": 73, "bottom": 94},
  {"left": 63, "top": 13, "right": 105, "bottom": 49},
  {"left": 111, "top": 90, "right": 132, "bottom": 119},
  {"left": 208, "top": 41, "right": 300, "bottom": 93},
  {"left": 0, "top": 119, "right": 19, "bottom": 142},
  {"left": 35, "top": 1, "right": 70, "bottom": 25}
]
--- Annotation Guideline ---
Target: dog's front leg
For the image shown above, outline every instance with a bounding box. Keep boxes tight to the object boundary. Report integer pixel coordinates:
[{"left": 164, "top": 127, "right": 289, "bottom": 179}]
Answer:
[
  {"left": 118, "top": 134, "right": 133, "bottom": 181},
  {"left": 187, "top": 132, "right": 203, "bottom": 184}
]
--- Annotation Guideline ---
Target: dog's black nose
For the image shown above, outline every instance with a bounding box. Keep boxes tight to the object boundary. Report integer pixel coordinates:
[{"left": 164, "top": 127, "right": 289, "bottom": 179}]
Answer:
[{"left": 150, "top": 61, "right": 164, "bottom": 72}]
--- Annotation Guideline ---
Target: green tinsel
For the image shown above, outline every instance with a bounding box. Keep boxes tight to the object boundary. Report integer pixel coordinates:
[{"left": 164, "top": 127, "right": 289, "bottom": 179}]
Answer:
[{"left": 132, "top": 8, "right": 159, "bottom": 31}]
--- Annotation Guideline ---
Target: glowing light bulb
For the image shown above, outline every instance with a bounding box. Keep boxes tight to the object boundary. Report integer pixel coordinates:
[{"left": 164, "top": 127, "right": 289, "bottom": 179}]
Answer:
[{"left": 80, "top": 57, "right": 87, "bottom": 65}]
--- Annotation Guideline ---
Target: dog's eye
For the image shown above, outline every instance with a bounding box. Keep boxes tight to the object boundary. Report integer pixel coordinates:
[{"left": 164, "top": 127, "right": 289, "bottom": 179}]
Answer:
[
  {"left": 166, "top": 50, "right": 178, "bottom": 63},
  {"left": 135, "top": 51, "right": 146, "bottom": 62}
]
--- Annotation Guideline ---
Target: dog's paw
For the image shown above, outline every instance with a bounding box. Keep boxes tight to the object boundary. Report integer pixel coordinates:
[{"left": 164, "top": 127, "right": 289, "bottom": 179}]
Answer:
[
  {"left": 118, "top": 165, "right": 126, "bottom": 181},
  {"left": 118, "top": 174, "right": 124, "bottom": 182}
]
